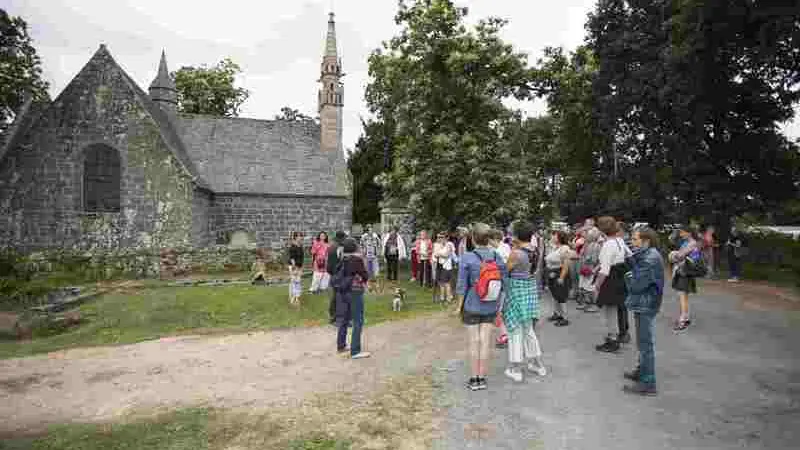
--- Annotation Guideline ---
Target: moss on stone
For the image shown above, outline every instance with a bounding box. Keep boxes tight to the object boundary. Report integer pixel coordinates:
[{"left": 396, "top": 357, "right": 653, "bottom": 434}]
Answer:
[
  {"left": 95, "top": 85, "right": 112, "bottom": 110},
  {"left": 126, "top": 107, "right": 193, "bottom": 249}
]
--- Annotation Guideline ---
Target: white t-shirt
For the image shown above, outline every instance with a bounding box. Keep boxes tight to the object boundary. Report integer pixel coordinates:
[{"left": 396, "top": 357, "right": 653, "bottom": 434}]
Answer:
[
  {"left": 419, "top": 240, "right": 429, "bottom": 258},
  {"left": 496, "top": 243, "right": 512, "bottom": 263},
  {"left": 598, "top": 237, "right": 631, "bottom": 276},
  {"left": 545, "top": 245, "right": 570, "bottom": 270},
  {"left": 433, "top": 241, "right": 454, "bottom": 270}
]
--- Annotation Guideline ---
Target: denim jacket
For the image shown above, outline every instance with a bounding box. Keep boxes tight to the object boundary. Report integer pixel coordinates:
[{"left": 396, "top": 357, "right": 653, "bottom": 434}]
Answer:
[
  {"left": 456, "top": 247, "right": 508, "bottom": 316},
  {"left": 623, "top": 247, "right": 665, "bottom": 314}
]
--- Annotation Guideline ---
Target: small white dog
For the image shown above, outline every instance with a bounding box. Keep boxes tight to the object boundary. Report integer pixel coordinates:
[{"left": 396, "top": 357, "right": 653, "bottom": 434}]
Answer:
[{"left": 392, "top": 288, "right": 406, "bottom": 312}]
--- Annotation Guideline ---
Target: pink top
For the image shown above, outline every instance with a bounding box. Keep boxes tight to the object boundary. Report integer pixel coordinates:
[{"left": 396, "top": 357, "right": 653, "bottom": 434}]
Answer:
[{"left": 311, "top": 241, "right": 329, "bottom": 272}]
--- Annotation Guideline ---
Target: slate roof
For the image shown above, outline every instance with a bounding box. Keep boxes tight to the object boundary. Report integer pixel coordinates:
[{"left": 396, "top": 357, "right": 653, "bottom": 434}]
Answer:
[
  {"left": 1, "top": 45, "right": 211, "bottom": 191},
  {"left": 176, "top": 115, "right": 341, "bottom": 196},
  {"left": 3, "top": 45, "right": 345, "bottom": 197},
  {"left": 109, "top": 49, "right": 211, "bottom": 191}
]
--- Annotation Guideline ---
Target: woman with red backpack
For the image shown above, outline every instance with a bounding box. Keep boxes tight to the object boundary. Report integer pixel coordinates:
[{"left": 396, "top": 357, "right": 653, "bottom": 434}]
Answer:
[{"left": 456, "top": 223, "right": 508, "bottom": 391}]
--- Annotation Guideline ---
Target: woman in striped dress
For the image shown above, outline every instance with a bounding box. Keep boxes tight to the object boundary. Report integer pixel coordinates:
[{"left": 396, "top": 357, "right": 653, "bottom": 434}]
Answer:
[{"left": 502, "top": 221, "right": 547, "bottom": 383}]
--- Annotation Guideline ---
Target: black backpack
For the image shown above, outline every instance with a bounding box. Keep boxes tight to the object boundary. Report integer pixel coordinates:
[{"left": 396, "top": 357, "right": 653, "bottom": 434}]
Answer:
[{"left": 330, "top": 259, "right": 354, "bottom": 293}]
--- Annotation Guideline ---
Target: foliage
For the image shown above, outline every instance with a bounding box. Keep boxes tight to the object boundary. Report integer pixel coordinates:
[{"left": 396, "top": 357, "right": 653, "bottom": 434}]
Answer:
[
  {"left": 347, "top": 119, "right": 387, "bottom": 225},
  {"left": 585, "top": 0, "right": 800, "bottom": 230},
  {"left": 364, "top": 0, "right": 542, "bottom": 230},
  {"left": 0, "top": 9, "right": 50, "bottom": 134},
  {"left": 0, "top": 273, "right": 446, "bottom": 358},
  {"left": 173, "top": 58, "right": 249, "bottom": 117},
  {"left": 275, "top": 106, "right": 316, "bottom": 122},
  {"left": 739, "top": 231, "right": 800, "bottom": 288}
]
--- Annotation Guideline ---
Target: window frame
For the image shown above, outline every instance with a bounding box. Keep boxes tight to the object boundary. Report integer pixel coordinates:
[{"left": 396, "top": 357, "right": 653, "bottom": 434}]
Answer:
[{"left": 82, "top": 143, "right": 122, "bottom": 213}]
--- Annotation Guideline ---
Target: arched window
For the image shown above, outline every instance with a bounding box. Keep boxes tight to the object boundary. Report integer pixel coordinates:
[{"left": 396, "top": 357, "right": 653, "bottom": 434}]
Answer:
[{"left": 83, "top": 144, "right": 121, "bottom": 212}]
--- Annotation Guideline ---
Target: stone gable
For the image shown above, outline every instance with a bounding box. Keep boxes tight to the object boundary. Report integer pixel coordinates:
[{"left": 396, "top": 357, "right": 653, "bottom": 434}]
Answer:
[
  {"left": 0, "top": 46, "right": 197, "bottom": 250},
  {"left": 0, "top": 42, "right": 352, "bottom": 254}
]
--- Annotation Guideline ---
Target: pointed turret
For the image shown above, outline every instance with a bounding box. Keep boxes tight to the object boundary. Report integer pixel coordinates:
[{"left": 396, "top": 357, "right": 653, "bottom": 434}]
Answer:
[
  {"left": 325, "top": 12, "right": 338, "bottom": 58},
  {"left": 149, "top": 50, "right": 177, "bottom": 113},
  {"left": 319, "top": 12, "right": 343, "bottom": 153}
]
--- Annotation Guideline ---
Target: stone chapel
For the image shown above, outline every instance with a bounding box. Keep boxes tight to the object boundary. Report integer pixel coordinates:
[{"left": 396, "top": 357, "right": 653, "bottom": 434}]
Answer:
[{"left": 0, "top": 13, "right": 351, "bottom": 252}]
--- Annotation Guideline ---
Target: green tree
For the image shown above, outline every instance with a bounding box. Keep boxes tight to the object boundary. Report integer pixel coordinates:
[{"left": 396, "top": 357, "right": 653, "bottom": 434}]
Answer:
[
  {"left": 348, "top": 120, "right": 387, "bottom": 225},
  {"left": 173, "top": 58, "right": 249, "bottom": 117},
  {"left": 586, "top": 0, "right": 800, "bottom": 231},
  {"left": 274, "top": 106, "right": 315, "bottom": 122},
  {"left": 365, "top": 0, "right": 539, "bottom": 230},
  {"left": 0, "top": 9, "right": 49, "bottom": 134}
]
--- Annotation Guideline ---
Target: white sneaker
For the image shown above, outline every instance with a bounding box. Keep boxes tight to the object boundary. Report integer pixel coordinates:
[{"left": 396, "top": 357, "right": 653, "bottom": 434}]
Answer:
[
  {"left": 351, "top": 352, "right": 371, "bottom": 359},
  {"left": 728, "top": 278, "right": 740, "bottom": 283},
  {"left": 504, "top": 367, "right": 523, "bottom": 383},
  {"left": 527, "top": 362, "right": 547, "bottom": 376}
]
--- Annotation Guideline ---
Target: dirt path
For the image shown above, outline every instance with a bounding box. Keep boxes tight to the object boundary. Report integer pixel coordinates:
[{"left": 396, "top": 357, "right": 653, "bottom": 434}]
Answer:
[{"left": 0, "top": 313, "right": 465, "bottom": 436}]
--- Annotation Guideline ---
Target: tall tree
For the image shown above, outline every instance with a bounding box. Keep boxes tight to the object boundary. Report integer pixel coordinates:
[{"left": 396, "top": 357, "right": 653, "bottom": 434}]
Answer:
[
  {"left": 365, "top": 0, "right": 538, "bottom": 230},
  {"left": 173, "top": 58, "right": 249, "bottom": 117},
  {"left": 348, "top": 119, "right": 388, "bottom": 225},
  {"left": 0, "top": 9, "right": 49, "bottom": 134},
  {"left": 586, "top": 0, "right": 800, "bottom": 231}
]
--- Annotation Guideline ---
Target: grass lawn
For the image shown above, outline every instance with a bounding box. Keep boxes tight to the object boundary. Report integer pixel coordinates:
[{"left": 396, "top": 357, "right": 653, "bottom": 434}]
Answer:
[
  {"left": 0, "top": 372, "right": 441, "bottom": 450},
  {"left": 0, "top": 275, "right": 450, "bottom": 359}
]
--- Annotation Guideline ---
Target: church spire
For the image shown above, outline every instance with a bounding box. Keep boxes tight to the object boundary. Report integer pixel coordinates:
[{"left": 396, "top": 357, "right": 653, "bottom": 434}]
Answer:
[
  {"left": 319, "top": 11, "right": 342, "bottom": 153},
  {"left": 149, "top": 50, "right": 177, "bottom": 113},
  {"left": 325, "top": 12, "right": 338, "bottom": 58}
]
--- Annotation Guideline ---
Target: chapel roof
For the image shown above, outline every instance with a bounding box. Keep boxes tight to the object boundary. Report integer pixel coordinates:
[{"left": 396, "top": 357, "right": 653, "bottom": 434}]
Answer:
[
  {"left": 175, "top": 114, "right": 340, "bottom": 196},
  {"left": 2, "top": 44, "right": 345, "bottom": 197}
]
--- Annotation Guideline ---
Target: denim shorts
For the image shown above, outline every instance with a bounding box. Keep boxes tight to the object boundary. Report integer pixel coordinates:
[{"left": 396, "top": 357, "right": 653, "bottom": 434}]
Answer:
[{"left": 462, "top": 311, "right": 495, "bottom": 325}]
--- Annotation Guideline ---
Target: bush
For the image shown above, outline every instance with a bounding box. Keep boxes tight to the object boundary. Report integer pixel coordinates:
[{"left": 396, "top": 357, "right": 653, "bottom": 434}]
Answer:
[{"left": 740, "top": 231, "right": 800, "bottom": 287}]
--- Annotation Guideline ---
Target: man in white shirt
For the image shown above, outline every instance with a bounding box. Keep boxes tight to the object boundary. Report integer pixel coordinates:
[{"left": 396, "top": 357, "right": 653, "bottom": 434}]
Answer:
[{"left": 593, "top": 216, "right": 632, "bottom": 353}]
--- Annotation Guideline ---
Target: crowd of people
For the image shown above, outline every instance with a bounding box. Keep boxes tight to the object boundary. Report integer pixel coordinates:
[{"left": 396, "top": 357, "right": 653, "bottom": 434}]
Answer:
[{"left": 281, "top": 216, "right": 747, "bottom": 395}]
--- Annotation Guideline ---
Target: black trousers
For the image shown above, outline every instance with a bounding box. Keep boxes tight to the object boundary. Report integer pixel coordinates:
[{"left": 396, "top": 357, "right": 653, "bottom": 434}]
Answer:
[
  {"left": 386, "top": 255, "right": 399, "bottom": 281},
  {"left": 618, "top": 305, "right": 630, "bottom": 337}
]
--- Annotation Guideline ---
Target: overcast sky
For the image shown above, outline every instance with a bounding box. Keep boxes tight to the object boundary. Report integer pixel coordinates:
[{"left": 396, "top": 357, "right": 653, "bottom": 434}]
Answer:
[{"left": 7, "top": 0, "right": 800, "bottom": 152}]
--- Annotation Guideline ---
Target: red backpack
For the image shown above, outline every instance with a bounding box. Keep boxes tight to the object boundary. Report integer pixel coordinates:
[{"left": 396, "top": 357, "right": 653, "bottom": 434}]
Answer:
[{"left": 473, "top": 251, "right": 502, "bottom": 302}]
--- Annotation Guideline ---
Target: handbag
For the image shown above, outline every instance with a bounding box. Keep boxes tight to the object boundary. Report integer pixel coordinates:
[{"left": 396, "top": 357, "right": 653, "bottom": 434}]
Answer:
[
  {"left": 682, "top": 257, "right": 708, "bottom": 278},
  {"left": 579, "top": 265, "right": 594, "bottom": 276}
]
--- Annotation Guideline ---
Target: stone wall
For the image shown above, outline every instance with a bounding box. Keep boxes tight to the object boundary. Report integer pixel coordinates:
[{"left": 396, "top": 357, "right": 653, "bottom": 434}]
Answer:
[
  {"left": 9, "top": 246, "right": 286, "bottom": 282},
  {"left": 380, "top": 200, "right": 416, "bottom": 248},
  {"left": 0, "top": 47, "right": 195, "bottom": 252},
  {"left": 0, "top": 46, "right": 353, "bottom": 256},
  {"left": 211, "top": 193, "right": 352, "bottom": 249},
  {"left": 192, "top": 188, "right": 213, "bottom": 247}
]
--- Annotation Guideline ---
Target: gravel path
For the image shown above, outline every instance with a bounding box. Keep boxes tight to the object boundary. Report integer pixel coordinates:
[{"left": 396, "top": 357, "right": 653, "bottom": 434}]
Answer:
[
  {"left": 0, "top": 313, "right": 466, "bottom": 436},
  {"left": 433, "top": 280, "right": 800, "bottom": 450},
  {"left": 2, "top": 280, "right": 798, "bottom": 450}
]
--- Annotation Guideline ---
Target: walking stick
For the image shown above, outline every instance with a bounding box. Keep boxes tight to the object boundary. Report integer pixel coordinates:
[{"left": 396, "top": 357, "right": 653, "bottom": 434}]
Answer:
[{"left": 431, "top": 259, "right": 438, "bottom": 302}]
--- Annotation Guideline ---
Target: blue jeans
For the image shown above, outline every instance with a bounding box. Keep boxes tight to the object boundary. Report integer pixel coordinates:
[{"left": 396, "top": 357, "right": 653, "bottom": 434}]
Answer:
[
  {"left": 635, "top": 312, "right": 656, "bottom": 385},
  {"left": 337, "top": 290, "right": 365, "bottom": 355},
  {"left": 366, "top": 257, "right": 379, "bottom": 278},
  {"left": 728, "top": 253, "right": 742, "bottom": 279}
]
